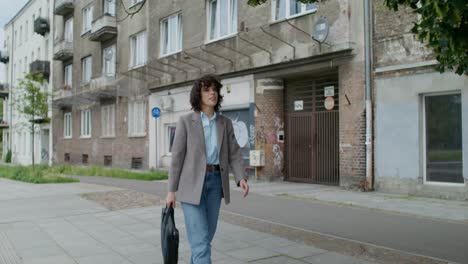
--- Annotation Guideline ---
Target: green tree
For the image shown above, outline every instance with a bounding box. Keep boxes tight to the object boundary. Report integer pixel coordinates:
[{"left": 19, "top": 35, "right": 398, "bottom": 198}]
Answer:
[
  {"left": 247, "top": 0, "right": 468, "bottom": 75},
  {"left": 13, "top": 73, "right": 50, "bottom": 168}
]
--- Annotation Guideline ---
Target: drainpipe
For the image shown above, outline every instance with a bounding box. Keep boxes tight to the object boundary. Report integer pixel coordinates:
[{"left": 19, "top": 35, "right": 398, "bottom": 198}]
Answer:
[
  {"left": 364, "top": 0, "right": 374, "bottom": 190},
  {"left": 8, "top": 22, "right": 15, "bottom": 155}
]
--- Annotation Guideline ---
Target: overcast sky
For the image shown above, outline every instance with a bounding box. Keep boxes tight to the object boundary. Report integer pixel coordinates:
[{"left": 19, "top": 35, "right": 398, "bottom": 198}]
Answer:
[{"left": 0, "top": 0, "right": 29, "bottom": 82}]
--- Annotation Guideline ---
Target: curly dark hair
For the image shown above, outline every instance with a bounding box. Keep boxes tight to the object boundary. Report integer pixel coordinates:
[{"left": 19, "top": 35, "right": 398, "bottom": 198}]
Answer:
[{"left": 190, "top": 75, "right": 224, "bottom": 112}]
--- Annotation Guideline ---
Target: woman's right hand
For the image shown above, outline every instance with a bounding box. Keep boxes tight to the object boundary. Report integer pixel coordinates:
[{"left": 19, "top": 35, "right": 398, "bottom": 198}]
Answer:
[{"left": 166, "top": 192, "right": 176, "bottom": 208}]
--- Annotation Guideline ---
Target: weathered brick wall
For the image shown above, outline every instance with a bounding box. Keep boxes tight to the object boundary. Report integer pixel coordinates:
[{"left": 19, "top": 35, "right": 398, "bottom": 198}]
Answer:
[
  {"left": 53, "top": 97, "right": 149, "bottom": 169},
  {"left": 339, "top": 61, "right": 366, "bottom": 187},
  {"left": 373, "top": 0, "right": 434, "bottom": 68},
  {"left": 254, "top": 86, "right": 285, "bottom": 181}
]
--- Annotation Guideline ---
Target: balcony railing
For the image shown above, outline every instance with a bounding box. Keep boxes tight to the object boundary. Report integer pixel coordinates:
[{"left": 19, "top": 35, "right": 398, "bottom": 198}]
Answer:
[
  {"left": 89, "top": 75, "right": 117, "bottom": 97},
  {"left": 34, "top": 17, "right": 50, "bottom": 36},
  {"left": 53, "top": 40, "right": 73, "bottom": 61},
  {"left": 0, "top": 83, "right": 9, "bottom": 98},
  {"left": 54, "top": 0, "right": 74, "bottom": 16},
  {"left": 89, "top": 15, "right": 117, "bottom": 42},
  {"left": 30, "top": 60, "right": 51, "bottom": 80}
]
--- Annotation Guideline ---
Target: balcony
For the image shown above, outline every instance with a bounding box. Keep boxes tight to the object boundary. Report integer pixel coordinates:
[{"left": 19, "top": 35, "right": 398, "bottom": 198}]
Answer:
[
  {"left": 54, "top": 0, "right": 74, "bottom": 16},
  {"left": 30, "top": 60, "right": 51, "bottom": 80},
  {"left": 34, "top": 17, "right": 50, "bottom": 36},
  {"left": 53, "top": 40, "right": 73, "bottom": 61},
  {"left": 0, "top": 49, "right": 9, "bottom": 64},
  {"left": 89, "top": 15, "right": 117, "bottom": 42},
  {"left": 88, "top": 75, "right": 118, "bottom": 98},
  {"left": 0, "top": 83, "right": 9, "bottom": 99},
  {"left": 0, "top": 119, "right": 8, "bottom": 128}
]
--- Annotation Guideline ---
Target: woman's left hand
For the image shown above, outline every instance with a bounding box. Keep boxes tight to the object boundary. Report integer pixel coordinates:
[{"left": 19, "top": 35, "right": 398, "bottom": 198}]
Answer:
[{"left": 239, "top": 179, "right": 249, "bottom": 198}]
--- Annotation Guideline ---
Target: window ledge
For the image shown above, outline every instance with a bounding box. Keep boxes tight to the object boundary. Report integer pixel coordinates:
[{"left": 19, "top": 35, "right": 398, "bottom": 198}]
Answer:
[
  {"left": 128, "top": 134, "right": 146, "bottom": 138},
  {"left": 80, "top": 135, "right": 92, "bottom": 139},
  {"left": 205, "top": 33, "right": 237, "bottom": 45},
  {"left": 100, "top": 136, "right": 115, "bottom": 139},
  {"left": 128, "top": 63, "right": 147, "bottom": 71},
  {"left": 159, "top": 50, "right": 182, "bottom": 59},
  {"left": 64, "top": 137, "right": 73, "bottom": 140},
  {"left": 81, "top": 30, "right": 91, "bottom": 37},
  {"left": 424, "top": 182, "right": 465, "bottom": 187}
]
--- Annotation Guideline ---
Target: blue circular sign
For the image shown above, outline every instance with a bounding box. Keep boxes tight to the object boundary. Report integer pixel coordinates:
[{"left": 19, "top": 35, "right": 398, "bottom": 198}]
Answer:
[{"left": 152, "top": 107, "right": 161, "bottom": 118}]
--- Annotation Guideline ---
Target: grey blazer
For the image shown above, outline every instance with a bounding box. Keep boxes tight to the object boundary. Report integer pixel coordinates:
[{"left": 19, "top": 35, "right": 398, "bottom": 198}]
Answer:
[{"left": 168, "top": 112, "right": 245, "bottom": 205}]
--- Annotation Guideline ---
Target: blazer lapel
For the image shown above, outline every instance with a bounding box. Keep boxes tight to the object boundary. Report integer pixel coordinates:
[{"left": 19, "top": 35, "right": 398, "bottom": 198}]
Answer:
[
  {"left": 216, "top": 115, "right": 225, "bottom": 155},
  {"left": 192, "top": 112, "right": 206, "bottom": 155}
]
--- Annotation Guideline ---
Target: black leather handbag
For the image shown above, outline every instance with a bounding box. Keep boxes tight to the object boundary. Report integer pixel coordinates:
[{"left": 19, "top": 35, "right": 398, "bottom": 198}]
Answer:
[{"left": 161, "top": 206, "right": 179, "bottom": 264}]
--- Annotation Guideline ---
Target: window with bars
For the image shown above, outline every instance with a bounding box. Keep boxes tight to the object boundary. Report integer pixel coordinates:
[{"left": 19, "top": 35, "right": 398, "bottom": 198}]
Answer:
[
  {"left": 81, "top": 109, "right": 92, "bottom": 137},
  {"left": 160, "top": 13, "right": 182, "bottom": 57},
  {"left": 101, "top": 104, "right": 115, "bottom": 137},
  {"left": 207, "top": 0, "right": 237, "bottom": 41},
  {"left": 64, "top": 112, "right": 72, "bottom": 138},
  {"left": 128, "top": 100, "right": 146, "bottom": 136}
]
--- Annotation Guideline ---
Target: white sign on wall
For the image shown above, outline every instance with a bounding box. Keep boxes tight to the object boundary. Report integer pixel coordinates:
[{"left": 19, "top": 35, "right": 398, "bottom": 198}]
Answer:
[
  {"left": 294, "top": 100, "right": 304, "bottom": 111},
  {"left": 324, "top": 86, "right": 334, "bottom": 97}
]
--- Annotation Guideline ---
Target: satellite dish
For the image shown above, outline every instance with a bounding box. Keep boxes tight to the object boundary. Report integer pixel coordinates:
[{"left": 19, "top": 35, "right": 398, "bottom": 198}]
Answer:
[
  {"left": 105, "top": 48, "right": 114, "bottom": 60},
  {"left": 312, "top": 17, "right": 329, "bottom": 43}
]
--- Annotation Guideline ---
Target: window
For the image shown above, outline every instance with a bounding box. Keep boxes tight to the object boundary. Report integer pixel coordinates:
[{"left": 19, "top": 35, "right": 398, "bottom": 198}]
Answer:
[
  {"left": 64, "top": 17, "right": 74, "bottom": 42},
  {"left": 166, "top": 124, "right": 176, "bottom": 154},
  {"left": 14, "top": 30, "right": 17, "bottom": 47},
  {"left": 105, "top": 0, "right": 116, "bottom": 16},
  {"left": 25, "top": 21, "right": 28, "bottom": 41},
  {"left": 130, "top": 0, "right": 144, "bottom": 6},
  {"left": 32, "top": 15, "right": 35, "bottom": 35},
  {"left": 81, "top": 56, "right": 92, "bottom": 83},
  {"left": 82, "top": 5, "right": 93, "bottom": 33},
  {"left": 129, "top": 31, "right": 147, "bottom": 68},
  {"left": 424, "top": 93, "right": 463, "bottom": 184},
  {"left": 64, "top": 64, "right": 73, "bottom": 89},
  {"left": 37, "top": 47, "right": 40, "bottom": 60},
  {"left": 102, "top": 45, "right": 116, "bottom": 77},
  {"left": 19, "top": 26, "right": 22, "bottom": 44},
  {"left": 128, "top": 100, "right": 146, "bottom": 136},
  {"left": 64, "top": 112, "right": 72, "bottom": 138},
  {"left": 81, "top": 109, "right": 92, "bottom": 137},
  {"left": 101, "top": 104, "right": 115, "bottom": 137},
  {"left": 272, "top": 0, "right": 317, "bottom": 21},
  {"left": 160, "top": 13, "right": 182, "bottom": 56},
  {"left": 207, "top": 0, "right": 237, "bottom": 41}
]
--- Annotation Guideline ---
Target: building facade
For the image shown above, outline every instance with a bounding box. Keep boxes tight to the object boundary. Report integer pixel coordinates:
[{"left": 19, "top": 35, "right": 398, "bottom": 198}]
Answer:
[
  {"left": 52, "top": 0, "right": 150, "bottom": 169},
  {"left": 1, "top": 0, "right": 54, "bottom": 165},
  {"left": 147, "top": 0, "right": 368, "bottom": 188},
  {"left": 373, "top": 0, "right": 467, "bottom": 199}
]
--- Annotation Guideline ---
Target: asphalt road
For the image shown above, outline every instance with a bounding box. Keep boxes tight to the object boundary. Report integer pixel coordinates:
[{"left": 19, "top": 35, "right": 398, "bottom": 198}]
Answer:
[{"left": 74, "top": 176, "right": 468, "bottom": 263}]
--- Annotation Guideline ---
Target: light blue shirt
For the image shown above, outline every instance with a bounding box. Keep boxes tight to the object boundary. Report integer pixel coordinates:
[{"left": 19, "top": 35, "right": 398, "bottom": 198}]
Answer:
[{"left": 201, "top": 112, "right": 219, "bottom": 165}]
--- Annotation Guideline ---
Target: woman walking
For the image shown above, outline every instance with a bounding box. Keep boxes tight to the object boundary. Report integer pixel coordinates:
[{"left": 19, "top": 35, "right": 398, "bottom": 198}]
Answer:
[{"left": 165, "top": 75, "right": 249, "bottom": 264}]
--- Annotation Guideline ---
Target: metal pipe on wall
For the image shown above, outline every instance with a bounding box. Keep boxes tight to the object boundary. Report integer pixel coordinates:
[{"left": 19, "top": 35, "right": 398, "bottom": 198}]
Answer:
[{"left": 364, "top": 0, "right": 374, "bottom": 190}]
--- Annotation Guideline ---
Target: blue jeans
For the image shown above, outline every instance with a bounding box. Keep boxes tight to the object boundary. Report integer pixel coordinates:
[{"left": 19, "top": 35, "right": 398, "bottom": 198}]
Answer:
[{"left": 181, "top": 170, "right": 222, "bottom": 264}]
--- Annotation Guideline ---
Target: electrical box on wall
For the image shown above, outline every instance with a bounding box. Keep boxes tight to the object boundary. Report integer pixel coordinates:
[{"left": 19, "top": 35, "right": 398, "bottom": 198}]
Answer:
[
  {"left": 249, "top": 150, "right": 265, "bottom": 167},
  {"left": 277, "top": 131, "right": 284, "bottom": 143}
]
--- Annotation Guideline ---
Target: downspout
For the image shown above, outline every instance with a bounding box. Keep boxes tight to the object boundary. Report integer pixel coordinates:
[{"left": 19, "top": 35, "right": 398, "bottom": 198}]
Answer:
[
  {"left": 364, "top": 0, "right": 374, "bottom": 189},
  {"left": 8, "top": 22, "right": 15, "bottom": 155}
]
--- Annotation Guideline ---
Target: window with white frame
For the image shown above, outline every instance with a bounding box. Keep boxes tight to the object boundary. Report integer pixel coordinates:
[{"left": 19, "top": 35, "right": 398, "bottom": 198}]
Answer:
[
  {"left": 25, "top": 21, "right": 28, "bottom": 41},
  {"left": 160, "top": 13, "right": 182, "bottom": 56},
  {"left": 64, "top": 64, "right": 73, "bottom": 89},
  {"left": 102, "top": 45, "right": 116, "bottom": 77},
  {"left": 81, "top": 56, "right": 92, "bottom": 83},
  {"left": 166, "top": 124, "right": 176, "bottom": 154},
  {"left": 81, "top": 109, "right": 92, "bottom": 137},
  {"left": 82, "top": 4, "right": 93, "bottom": 33},
  {"left": 101, "top": 104, "right": 115, "bottom": 137},
  {"left": 424, "top": 93, "right": 463, "bottom": 184},
  {"left": 104, "top": 0, "right": 116, "bottom": 16},
  {"left": 129, "top": 31, "right": 147, "bottom": 68},
  {"left": 64, "top": 112, "right": 72, "bottom": 138},
  {"left": 272, "top": 0, "right": 317, "bottom": 21},
  {"left": 207, "top": 0, "right": 237, "bottom": 41},
  {"left": 128, "top": 100, "right": 146, "bottom": 136},
  {"left": 64, "top": 17, "right": 74, "bottom": 42},
  {"left": 130, "top": 0, "right": 143, "bottom": 6}
]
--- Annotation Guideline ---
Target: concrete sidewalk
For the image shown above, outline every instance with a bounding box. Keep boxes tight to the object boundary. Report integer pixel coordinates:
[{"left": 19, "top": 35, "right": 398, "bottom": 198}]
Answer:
[{"left": 0, "top": 179, "right": 376, "bottom": 264}]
